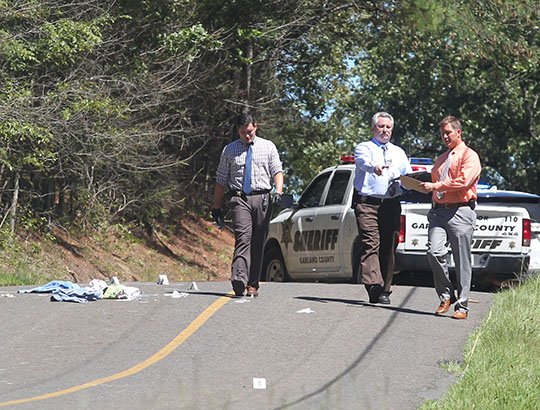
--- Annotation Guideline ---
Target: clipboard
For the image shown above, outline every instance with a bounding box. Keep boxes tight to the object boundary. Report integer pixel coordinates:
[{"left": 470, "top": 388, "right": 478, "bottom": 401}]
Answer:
[
  {"left": 399, "top": 171, "right": 431, "bottom": 194},
  {"left": 400, "top": 176, "right": 428, "bottom": 193}
]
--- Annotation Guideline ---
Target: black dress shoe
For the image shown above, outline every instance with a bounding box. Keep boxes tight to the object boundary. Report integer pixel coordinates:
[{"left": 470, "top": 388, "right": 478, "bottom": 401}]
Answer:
[
  {"left": 379, "top": 292, "right": 391, "bottom": 304},
  {"left": 368, "top": 284, "right": 384, "bottom": 303},
  {"left": 231, "top": 280, "right": 245, "bottom": 297}
]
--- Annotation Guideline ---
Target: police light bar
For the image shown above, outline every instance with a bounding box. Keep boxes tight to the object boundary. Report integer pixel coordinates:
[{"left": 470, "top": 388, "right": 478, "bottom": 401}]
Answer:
[
  {"left": 409, "top": 157, "right": 433, "bottom": 165},
  {"left": 340, "top": 155, "right": 355, "bottom": 164},
  {"left": 411, "top": 165, "right": 427, "bottom": 172}
]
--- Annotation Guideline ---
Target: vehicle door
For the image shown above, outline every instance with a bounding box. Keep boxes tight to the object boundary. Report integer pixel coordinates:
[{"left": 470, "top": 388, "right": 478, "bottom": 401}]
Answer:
[
  {"left": 283, "top": 171, "right": 331, "bottom": 275},
  {"left": 310, "top": 169, "right": 355, "bottom": 275}
]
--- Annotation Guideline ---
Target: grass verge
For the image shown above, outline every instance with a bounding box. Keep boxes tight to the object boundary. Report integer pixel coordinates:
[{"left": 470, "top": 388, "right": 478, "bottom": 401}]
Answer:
[
  {"left": 0, "top": 252, "right": 55, "bottom": 286},
  {"left": 422, "top": 274, "right": 540, "bottom": 409}
]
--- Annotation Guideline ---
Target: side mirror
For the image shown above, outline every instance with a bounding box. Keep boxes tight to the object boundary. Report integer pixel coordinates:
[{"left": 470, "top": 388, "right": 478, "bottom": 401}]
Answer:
[{"left": 280, "top": 193, "right": 294, "bottom": 209}]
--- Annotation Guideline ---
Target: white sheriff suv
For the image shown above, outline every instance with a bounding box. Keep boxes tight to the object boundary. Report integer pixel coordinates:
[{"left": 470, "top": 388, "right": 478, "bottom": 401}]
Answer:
[{"left": 262, "top": 158, "right": 540, "bottom": 287}]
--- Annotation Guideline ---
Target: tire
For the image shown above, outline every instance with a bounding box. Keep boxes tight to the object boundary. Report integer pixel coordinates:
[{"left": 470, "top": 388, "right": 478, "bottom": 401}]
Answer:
[{"left": 262, "top": 245, "right": 289, "bottom": 282}]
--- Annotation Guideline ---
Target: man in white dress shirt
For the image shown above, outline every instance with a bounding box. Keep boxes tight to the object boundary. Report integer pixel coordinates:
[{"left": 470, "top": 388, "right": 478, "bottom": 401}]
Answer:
[{"left": 352, "top": 112, "right": 412, "bottom": 304}]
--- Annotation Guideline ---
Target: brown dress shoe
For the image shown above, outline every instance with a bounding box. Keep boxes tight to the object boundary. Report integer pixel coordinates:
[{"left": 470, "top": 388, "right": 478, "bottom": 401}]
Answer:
[
  {"left": 451, "top": 310, "right": 468, "bottom": 320},
  {"left": 246, "top": 285, "right": 259, "bottom": 297},
  {"left": 435, "top": 299, "right": 452, "bottom": 315}
]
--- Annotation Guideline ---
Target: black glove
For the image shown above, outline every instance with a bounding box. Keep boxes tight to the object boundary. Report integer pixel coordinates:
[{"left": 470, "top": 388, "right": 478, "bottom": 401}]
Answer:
[
  {"left": 272, "top": 193, "right": 282, "bottom": 207},
  {"left": 211, "top": 208, "right": 225, "bottom": 229}
]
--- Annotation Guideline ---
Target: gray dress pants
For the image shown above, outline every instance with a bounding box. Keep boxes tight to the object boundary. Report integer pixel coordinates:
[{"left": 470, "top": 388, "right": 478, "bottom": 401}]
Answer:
[
  {"left": 427, "top": 206, "right": 476, "bottom": 311},
  {"left": 230, "top": 193, "right": 272, "bottom": 288}
]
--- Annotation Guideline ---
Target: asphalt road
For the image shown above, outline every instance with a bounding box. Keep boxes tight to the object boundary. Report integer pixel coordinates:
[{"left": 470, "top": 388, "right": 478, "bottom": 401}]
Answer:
[{"left": 0, "top": 280, "right": 493, "bottom": 410}]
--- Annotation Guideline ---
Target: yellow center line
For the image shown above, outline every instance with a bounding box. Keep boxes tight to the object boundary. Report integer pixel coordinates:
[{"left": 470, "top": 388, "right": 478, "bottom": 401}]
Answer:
[{"left": 0, "top": 293, "right": 233, "bottom": 407}]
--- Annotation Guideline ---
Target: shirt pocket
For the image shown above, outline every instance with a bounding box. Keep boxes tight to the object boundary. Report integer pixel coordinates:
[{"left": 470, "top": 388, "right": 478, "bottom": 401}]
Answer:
[
  {"left": 232, "top": 155, "right": 246, "bottom": 176},
  {"left": 233, "top": 155, "right": 246, "bottom": 167}
]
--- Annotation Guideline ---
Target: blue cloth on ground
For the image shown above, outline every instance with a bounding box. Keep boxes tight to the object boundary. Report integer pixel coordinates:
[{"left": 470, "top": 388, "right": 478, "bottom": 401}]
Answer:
[
  {"left": 50, "top": 288, "right": 102, "bottom": 304},
  {"left": 18, "top": 280, "right": 81, "bottom": 294}
]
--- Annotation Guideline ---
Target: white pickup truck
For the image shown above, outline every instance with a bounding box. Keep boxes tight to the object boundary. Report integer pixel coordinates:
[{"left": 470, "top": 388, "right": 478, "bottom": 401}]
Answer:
[{"left": 262, "top": 160, "right": 540, "bottom": 288}]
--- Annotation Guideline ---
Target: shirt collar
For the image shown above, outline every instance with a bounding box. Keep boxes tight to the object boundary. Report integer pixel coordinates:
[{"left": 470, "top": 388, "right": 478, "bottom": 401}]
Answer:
[
  {"left": 371, "top": 138, "right": 388, "bottom": 149},
  {"left": 448, "top": 140, "right": 466, "bottom": 155},
  {"left": 240, "top": 136, "right": 257, "bottom": 146}
]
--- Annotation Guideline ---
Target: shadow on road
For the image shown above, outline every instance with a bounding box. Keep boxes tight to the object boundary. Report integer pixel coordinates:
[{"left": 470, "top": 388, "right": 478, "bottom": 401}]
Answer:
[
  {"left": 294, "top": 295, "right": 436, "bottom": 317},
  {"left": 392, "top": 271, "right": 498, "bottom": 293},
  {"left": 392, "top": 271, "right": 435, "bottom": 288},
  {"left": 278, "top": 287, "right": 438, "bottom": 409},
  {"left": 184, "top": 291, "right": 235, "bottom": 298}
]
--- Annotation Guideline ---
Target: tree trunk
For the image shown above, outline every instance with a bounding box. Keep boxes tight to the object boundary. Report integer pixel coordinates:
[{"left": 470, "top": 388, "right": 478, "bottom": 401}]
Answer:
[
  {"left": 243, "top": 39, "right": 253, "bottom": 112},
  {"left": 9, "top": 172, "right": 20, "bottom": 236}
]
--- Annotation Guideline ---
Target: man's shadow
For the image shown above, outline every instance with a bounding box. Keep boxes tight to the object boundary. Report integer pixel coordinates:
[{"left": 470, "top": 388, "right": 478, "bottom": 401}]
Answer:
[
  {"left": 392, "top": 271, "right": 435, "bottom": 288},
  {"left": 294, "top": 295, "right": 436, "bottom": 317},
  {"left": 165, "top": 290, "right": 236, "bottom": 298}
]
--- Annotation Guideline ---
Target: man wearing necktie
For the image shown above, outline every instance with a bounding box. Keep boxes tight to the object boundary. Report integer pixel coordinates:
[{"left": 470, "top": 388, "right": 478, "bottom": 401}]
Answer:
[
  {"left": 352, "top": 112, "right": 412, "bottom": 304},
  {"left": 420, "top": 116, "right": 481, "bottom": 320},
  {"left": 212, "top": 113, "right": 283, "bottom": 297}
]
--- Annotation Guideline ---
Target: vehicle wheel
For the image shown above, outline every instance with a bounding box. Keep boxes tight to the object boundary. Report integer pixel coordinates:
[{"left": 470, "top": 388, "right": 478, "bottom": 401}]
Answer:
[{"left": 262, "top": 246, "right": 289, "bottom": 282}]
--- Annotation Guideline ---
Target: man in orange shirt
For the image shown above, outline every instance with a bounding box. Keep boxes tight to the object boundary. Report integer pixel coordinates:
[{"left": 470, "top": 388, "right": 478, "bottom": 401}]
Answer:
[{"left": 420, "top": 116, "right": 481, "bottom": 320}]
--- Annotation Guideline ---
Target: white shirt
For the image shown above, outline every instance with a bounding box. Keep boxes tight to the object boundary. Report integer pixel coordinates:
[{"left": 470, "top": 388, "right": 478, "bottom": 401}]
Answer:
[
  {"left": 216, "top": 136, "right": 283, "bottom": 191},
  {"left": 353, "top": 138, "right": 412, "bottom": 198}
]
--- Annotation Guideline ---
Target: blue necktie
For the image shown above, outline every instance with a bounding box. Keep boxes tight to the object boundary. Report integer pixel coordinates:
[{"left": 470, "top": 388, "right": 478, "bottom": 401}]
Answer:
[{"left": 243, "top": 144, "right": 253, "bottom": 195}]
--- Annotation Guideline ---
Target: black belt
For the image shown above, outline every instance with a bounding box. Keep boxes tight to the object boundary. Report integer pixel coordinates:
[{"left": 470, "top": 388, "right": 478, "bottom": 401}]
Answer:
[
  {"left": 231, "top": 189, "right": 270, "bottom": 197},
  {"left": 358, "top": 195, "right": 398, "bottom": 206},
  {"left": 433, "top": 200, "right": 475, "bottom": 209}
]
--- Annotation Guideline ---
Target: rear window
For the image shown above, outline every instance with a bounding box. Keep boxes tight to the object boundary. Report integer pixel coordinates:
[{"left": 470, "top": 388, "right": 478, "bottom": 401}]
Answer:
[{"left": 477, "top": 198, "right": 540, "bottom": 221}]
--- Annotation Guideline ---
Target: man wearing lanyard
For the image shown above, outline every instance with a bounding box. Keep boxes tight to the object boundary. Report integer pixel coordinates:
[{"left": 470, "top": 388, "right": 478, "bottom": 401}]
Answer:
[
  {"left": 212, "top": 113, "right": 283, "bottom": 297},
  {"left": 352, "top": 112, "right": 412, "bottom": 304},
  {"left": 420, "top": 116, "right": 481, "bottom": 319}
]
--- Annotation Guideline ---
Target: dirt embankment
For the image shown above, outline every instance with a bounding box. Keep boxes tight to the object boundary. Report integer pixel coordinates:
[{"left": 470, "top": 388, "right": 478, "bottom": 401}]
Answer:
[{"left": 12, "top": 214, "right": 235, "bottom": 285}]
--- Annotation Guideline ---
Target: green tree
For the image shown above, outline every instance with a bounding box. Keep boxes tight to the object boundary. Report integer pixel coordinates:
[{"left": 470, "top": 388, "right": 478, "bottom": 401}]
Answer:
[
  {"left": 2, "top": 0, "right": 537, "bottom": 240},
  {"left": 329, "top": 0, "right": 540, "bottom": 192}
]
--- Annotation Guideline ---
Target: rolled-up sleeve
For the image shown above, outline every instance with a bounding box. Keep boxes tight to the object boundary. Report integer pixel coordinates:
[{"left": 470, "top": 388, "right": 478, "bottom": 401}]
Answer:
[
  {"left": 269, "top": 143, "right": 283, "bottom": 176},
  {"left": 216, "top": 148, "right": 230, "bottom": 187}
]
